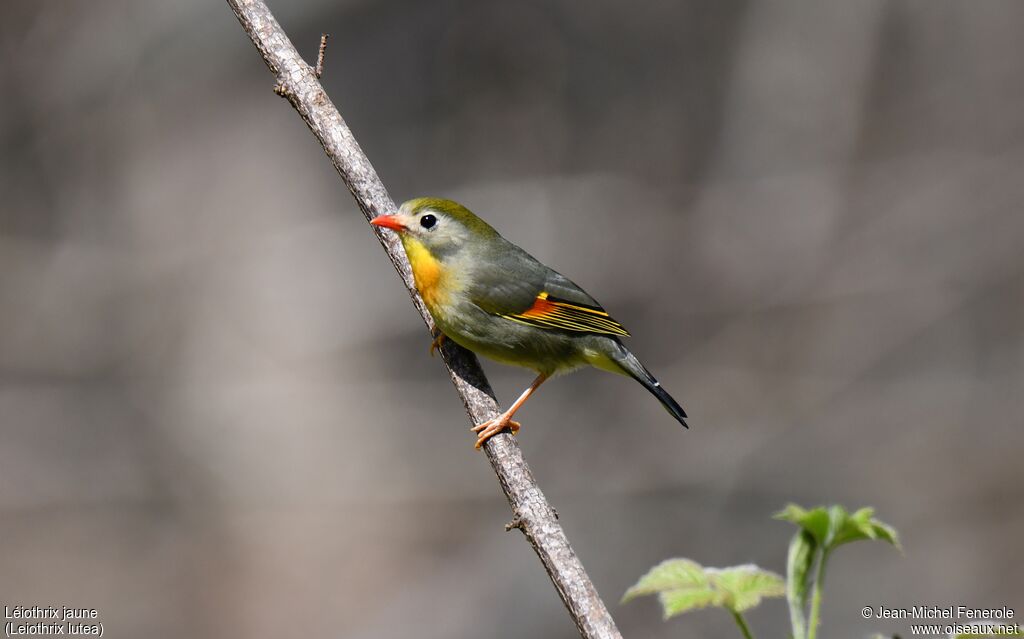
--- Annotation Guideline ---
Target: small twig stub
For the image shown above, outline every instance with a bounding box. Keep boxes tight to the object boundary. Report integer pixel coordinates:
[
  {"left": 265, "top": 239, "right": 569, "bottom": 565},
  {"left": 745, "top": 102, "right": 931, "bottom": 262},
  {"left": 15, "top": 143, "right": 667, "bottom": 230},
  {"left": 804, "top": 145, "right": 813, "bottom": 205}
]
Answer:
[
  {"left": 315, "top": 33, "right": 329, "bottom": 79},
  {"left": 505, "top": 514, "right": 524, "bottom": 532}
]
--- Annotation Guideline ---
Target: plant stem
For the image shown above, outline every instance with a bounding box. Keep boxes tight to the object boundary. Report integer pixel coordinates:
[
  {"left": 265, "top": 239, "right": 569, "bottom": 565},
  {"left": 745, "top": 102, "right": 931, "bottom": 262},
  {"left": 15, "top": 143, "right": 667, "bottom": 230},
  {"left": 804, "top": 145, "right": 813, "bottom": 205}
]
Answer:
[
  {"left": 730, "top": 610, "right": 755, "bottom": 639},
  {"left": 806, "top": 550, "right": 830, "bottom": 639}
]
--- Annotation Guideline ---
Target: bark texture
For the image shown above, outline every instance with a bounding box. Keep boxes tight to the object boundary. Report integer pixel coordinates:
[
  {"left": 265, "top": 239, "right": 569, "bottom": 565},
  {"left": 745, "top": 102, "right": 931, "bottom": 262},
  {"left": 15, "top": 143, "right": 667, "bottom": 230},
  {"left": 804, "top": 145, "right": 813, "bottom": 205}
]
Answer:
[{"left": 225, "top": 2, "right": 622, "bottom": 637}]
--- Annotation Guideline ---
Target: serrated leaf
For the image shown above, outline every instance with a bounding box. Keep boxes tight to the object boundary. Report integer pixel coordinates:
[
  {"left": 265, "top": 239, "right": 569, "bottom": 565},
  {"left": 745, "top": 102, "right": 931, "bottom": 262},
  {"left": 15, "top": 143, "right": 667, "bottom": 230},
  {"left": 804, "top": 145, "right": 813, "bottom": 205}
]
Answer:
[
  {"left": 659, "top": 587, "right": 724, "bottom": 618},
  {"left": 786, "top": 530, "right": 816, "bottom": 639},
  {"left": 778, "top": 504, "right": 901, "bottom": 553},
  {"left": 828, "top": 506, "right": 901, "bottom": 551},
  {"left": 850, "top": 506, "right": 875, "bottom": 524},
  {"left": 775, "top": 504, "right": 831, "bottom": 546},
  {"left": 622, "top": 559, "right": 707, "bottom": 602},
  {"left": 774, "top": 503, "right": 809, "bottom": 525},
  {"left": 869, "top": 520, "right": 902, "bottom": 551},
  {"left": 851, "top": 508, "right": 880, "bottom": 541},
  {"left": 625, "top": 560, "right": 784, "bottom": 620},
  {"left": 708, "top": 564, "right": 786, "bottom": 612}
]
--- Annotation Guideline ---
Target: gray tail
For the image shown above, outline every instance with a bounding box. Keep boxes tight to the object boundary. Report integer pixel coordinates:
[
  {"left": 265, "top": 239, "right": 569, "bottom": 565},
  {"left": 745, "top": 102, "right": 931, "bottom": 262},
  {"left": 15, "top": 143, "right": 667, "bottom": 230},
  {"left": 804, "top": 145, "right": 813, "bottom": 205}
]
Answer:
[{"left": 612, "top": 343, "right": 688, "bottom": 428}]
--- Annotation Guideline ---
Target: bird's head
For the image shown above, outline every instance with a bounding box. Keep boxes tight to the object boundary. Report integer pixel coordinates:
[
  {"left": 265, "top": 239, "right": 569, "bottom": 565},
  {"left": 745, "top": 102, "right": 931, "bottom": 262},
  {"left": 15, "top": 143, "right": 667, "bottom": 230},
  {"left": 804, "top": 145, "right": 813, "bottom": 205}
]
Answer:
[{"left": 370, "top": 198, "right": 498, "bottom": 258}]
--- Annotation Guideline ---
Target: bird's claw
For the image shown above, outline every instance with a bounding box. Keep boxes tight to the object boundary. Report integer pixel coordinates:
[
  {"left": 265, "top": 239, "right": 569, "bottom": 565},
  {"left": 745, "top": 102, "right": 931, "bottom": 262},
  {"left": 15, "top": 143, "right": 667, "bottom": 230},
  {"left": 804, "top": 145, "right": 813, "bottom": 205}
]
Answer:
[
  {"left": 470, "top": 418, "right": 521, "bottom": 434},
  {"left": 429, "top": 333, "right": 447, "bottom": 357},
  {"left": 472, "top": 416, "right": 521, "bottom": 449}
]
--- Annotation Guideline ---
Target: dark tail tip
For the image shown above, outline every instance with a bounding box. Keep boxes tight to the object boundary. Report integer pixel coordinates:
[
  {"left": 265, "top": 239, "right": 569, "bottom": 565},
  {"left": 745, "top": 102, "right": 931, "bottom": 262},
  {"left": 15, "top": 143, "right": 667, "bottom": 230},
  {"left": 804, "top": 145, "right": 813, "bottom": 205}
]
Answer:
[
  {"left": 650, "top": 381, "right": 689, "bottom": 428},
  {"left": 612, "top": 343, "right": 689, "bottom": 428}
]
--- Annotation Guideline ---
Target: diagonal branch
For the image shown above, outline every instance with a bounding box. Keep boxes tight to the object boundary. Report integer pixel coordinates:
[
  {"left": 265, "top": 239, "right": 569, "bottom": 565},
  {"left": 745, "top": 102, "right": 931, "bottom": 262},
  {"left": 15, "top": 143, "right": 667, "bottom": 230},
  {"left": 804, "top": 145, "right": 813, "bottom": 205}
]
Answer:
[{"left": 224, "top": 2, "right": 623, "bottom": 637}]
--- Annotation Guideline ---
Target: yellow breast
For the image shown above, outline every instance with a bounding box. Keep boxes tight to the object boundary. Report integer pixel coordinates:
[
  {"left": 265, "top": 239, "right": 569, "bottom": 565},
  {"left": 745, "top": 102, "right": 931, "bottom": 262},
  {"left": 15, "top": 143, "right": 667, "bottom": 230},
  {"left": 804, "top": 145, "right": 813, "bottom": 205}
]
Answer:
[{"left": 403, "top": 237, "right": 451, "bottom": 309}]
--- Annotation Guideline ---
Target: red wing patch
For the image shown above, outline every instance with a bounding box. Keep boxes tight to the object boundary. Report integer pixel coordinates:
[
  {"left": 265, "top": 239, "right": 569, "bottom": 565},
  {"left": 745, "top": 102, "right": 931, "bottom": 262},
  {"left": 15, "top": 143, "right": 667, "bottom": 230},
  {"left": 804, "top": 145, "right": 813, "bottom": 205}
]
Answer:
[{"left": 502, "top": 292, "right": 630, "bottom": 336}]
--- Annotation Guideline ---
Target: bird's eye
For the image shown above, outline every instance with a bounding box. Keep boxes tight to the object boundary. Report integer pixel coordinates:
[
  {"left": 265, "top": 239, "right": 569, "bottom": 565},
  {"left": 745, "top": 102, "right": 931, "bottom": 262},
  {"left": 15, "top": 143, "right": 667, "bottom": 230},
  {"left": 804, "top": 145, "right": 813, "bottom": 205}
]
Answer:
[{"left": 420, "top": 214, "right": 437, "bottom": 229}]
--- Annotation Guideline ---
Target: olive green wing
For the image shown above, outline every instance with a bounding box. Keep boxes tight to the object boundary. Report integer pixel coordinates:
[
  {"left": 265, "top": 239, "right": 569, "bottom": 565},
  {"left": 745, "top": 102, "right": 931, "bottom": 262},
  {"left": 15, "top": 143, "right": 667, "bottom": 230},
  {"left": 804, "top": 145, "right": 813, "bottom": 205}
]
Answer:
[{"left": 468, "top": 241, "right": 630, "bottom": 337}]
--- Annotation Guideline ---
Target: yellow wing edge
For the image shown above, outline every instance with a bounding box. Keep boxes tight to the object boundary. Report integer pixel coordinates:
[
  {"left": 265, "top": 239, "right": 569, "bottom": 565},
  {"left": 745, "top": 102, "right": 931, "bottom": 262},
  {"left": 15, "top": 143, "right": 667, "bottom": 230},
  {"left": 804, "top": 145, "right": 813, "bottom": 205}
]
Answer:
[{"left": 500, "top": 291, "right": 630, "bottom": 337}]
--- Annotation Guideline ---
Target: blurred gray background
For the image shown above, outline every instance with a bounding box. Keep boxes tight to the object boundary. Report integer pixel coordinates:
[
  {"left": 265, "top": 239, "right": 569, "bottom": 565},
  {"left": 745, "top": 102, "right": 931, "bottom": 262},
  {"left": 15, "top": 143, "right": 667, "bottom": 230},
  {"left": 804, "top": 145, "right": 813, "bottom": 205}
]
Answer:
[{"left": 2, "top": 1, "right": 1022, "bottom": 637}]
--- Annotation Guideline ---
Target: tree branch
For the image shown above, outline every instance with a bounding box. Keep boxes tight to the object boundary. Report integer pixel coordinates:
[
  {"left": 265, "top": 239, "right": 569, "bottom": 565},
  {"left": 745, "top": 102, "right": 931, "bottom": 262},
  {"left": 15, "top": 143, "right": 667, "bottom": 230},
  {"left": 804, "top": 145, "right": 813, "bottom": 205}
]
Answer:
[{"left": 224, "top": 2, "right": 623, "bottom": 637}]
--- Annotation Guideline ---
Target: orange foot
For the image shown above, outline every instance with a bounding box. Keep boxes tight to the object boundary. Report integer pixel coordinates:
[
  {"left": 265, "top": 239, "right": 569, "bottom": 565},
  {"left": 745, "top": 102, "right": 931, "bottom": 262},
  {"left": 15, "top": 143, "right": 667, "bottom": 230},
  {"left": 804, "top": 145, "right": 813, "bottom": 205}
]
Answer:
[
  {"left": 429, "top": 333, "right": 447, "bottom": 357},
  {"left": 471, "top": 414, "right": 521, "bottom": 449}
]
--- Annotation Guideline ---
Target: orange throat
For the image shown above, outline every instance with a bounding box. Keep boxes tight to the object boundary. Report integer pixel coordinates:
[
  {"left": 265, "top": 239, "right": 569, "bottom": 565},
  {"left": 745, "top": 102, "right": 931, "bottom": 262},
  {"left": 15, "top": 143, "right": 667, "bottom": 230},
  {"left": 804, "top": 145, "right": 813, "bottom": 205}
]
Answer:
[{"left": 403, "top": 237, "right": 448, "bottom": 309}]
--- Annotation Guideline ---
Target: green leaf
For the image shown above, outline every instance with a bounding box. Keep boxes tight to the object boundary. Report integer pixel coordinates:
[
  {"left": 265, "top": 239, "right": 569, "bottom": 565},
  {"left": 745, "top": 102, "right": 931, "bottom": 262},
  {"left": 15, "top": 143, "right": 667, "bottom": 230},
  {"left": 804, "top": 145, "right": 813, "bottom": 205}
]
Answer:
[
  {"left": 776, "top": 504, "right": 901, "bottom": 553},
  {"left": 622, "top": 559, "right": 707, "bottom": 602},
  {"left": 775, "top": 504, "right": 831, "bottom": 547},
  {"left": 659, "top": 588, "right": 724, "bottom": 618},
  {"left": 786, "top": 530, "right": 816, "bottom": 639},
  {"left": 829, "top": 506, "right": 902, "bottom": 551},
  {"left": 872, "top": 521, "right": 900, "bottom": 548},
  {"left": 708, "top": 564, "right": 786, "bottom": 612},
  {"left": 624, "top": 559, "right": 784, "bottom": 619}
]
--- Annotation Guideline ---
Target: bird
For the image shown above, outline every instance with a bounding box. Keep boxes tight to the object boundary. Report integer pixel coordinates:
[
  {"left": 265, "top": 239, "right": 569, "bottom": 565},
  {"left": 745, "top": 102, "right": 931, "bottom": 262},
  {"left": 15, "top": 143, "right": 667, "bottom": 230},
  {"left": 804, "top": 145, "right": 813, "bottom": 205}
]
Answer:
[{"left": 370, "top": 197, "right": 688, "bottom": 448}]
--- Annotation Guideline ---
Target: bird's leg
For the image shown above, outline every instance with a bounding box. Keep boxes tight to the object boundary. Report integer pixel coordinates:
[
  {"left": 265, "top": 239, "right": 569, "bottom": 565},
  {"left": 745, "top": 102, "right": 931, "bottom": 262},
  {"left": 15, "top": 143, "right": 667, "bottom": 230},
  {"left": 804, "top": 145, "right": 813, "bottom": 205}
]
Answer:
[
  {"left": 429, "top": 330, "right": 447, "bottom": 357},
  {"left": 472, "top": 374, "right": 548, "bottom": 449}
]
